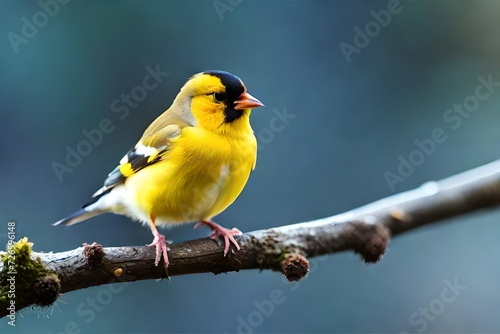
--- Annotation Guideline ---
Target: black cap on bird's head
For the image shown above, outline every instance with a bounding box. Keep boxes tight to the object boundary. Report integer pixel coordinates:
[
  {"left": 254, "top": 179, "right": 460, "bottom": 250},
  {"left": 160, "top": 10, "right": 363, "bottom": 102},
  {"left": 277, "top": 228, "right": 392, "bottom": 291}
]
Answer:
[{"left": 204, "top": 70, "right": 264, "bottom": 123}]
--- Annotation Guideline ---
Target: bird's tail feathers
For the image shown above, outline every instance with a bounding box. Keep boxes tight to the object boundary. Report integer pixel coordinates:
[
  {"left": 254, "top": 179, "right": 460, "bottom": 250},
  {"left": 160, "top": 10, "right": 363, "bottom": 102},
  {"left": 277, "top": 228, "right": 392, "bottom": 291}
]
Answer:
[
  {"left": 53, "top": 186, "right": 123, "bottom": 226},
  {"left": 52, "top": 207, "right": 105, "bottom": 226}
]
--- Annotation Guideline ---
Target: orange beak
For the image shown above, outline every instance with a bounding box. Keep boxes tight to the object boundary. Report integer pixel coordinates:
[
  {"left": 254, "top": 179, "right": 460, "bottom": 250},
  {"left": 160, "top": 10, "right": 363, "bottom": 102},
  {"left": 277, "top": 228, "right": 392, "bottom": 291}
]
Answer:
[{"left": 234, "top": 92, "right": 264, "bottom": 110}]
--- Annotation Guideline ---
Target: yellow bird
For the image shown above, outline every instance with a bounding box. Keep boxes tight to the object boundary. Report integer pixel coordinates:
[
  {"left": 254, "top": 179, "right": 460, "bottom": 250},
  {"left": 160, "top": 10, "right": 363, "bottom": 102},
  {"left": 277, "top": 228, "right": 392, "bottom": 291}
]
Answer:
[{"left": 53, "top": 70, "right": 264, "bottom": 269}]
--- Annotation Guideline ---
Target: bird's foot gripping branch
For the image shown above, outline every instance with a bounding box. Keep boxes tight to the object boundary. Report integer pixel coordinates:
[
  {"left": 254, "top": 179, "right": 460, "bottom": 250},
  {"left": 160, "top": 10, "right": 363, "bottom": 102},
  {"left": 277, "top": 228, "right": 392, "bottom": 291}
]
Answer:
[
  {"left": 0, "top": 221, "right": 387, "bottom": 319},
  {"left": 2, "top": 159, "right": 500, "bottom": 318}
]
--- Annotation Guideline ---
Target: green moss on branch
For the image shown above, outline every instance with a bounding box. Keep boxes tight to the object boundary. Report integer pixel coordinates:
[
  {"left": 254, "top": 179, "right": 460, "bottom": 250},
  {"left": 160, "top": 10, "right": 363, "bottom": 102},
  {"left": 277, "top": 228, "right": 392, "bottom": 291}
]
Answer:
[{"left": 0, "top": 237, "right": 60, "bottom": 314}]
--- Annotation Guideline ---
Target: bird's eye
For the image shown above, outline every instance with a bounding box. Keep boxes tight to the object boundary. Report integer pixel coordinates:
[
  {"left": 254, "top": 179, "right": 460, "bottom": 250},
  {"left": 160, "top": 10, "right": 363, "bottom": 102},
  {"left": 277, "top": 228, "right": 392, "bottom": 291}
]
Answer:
[{"left": 213, "top": 93, "right": 225, "bottom": 103}]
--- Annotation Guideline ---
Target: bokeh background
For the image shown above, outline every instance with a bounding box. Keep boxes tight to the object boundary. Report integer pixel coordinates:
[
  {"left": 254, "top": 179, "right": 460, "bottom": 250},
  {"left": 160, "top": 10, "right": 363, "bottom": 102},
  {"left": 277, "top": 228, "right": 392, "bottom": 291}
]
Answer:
[{"left": 2, "top": 1, "right": 500, "bottom": 333}]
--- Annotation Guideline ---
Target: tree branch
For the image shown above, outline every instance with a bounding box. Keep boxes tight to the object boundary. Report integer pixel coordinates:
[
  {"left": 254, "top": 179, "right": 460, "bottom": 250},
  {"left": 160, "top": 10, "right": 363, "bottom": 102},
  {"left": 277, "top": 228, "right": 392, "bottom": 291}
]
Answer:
[{"left": 2, "top": 160, "right": 500, "bottom": 318}]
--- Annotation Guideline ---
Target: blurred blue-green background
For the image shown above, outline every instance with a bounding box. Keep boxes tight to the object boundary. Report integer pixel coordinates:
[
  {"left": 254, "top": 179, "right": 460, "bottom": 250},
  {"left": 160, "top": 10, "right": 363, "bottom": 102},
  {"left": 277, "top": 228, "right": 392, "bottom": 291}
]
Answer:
[{"left": 2, "top": 1, "right": 500, "bottom": 333}]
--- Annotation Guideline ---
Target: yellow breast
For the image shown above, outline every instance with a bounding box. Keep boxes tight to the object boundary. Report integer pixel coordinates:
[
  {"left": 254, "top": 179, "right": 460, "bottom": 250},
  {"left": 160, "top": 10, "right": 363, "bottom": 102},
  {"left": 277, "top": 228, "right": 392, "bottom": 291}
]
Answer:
[{"left": 123, "top": 126, "right": 257, "bottom": 224}]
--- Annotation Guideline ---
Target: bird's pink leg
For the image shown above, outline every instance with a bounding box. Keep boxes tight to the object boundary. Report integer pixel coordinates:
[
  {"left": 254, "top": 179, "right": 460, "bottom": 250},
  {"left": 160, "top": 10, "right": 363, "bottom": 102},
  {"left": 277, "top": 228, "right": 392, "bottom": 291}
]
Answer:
[
  {"left": 146, "top": 215, "right": 169, "bottom": 269},
  {"left": 194, "top": 220, "right": 242, "bottom": 256}
]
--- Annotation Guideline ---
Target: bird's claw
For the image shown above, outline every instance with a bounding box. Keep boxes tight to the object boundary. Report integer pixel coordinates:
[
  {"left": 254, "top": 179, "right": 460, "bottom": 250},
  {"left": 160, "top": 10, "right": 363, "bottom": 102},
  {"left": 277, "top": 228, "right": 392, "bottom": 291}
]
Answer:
[
  {"left": 147, "top": 232, "right": 170, "bottom": 270},
  {"left": 194, "top": 221, "right": 241, "bottom": 256}
]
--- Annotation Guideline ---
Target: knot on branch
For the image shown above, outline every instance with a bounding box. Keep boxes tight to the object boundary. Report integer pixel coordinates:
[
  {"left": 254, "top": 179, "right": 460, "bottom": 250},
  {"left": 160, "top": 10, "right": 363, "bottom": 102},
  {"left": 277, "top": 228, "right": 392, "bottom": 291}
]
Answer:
[
  {"left": 33, "top": 274, "right": 60, "bottom": 306},
  {"left": 281, "top": 253, "right": 309, "bottom": 282},
  {"left": 83, "top": 242, "right": 105, "bottom": 267},
  {"left": 350, "top": 219, "right": 390, "bottom": 263}
]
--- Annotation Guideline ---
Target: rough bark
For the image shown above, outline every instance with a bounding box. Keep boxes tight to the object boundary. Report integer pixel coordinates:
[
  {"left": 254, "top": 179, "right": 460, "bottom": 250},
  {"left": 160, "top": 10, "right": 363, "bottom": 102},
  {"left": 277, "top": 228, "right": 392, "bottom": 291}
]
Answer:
[{"left": 1, "top": 160, "right": 500, "bottom": 318}]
